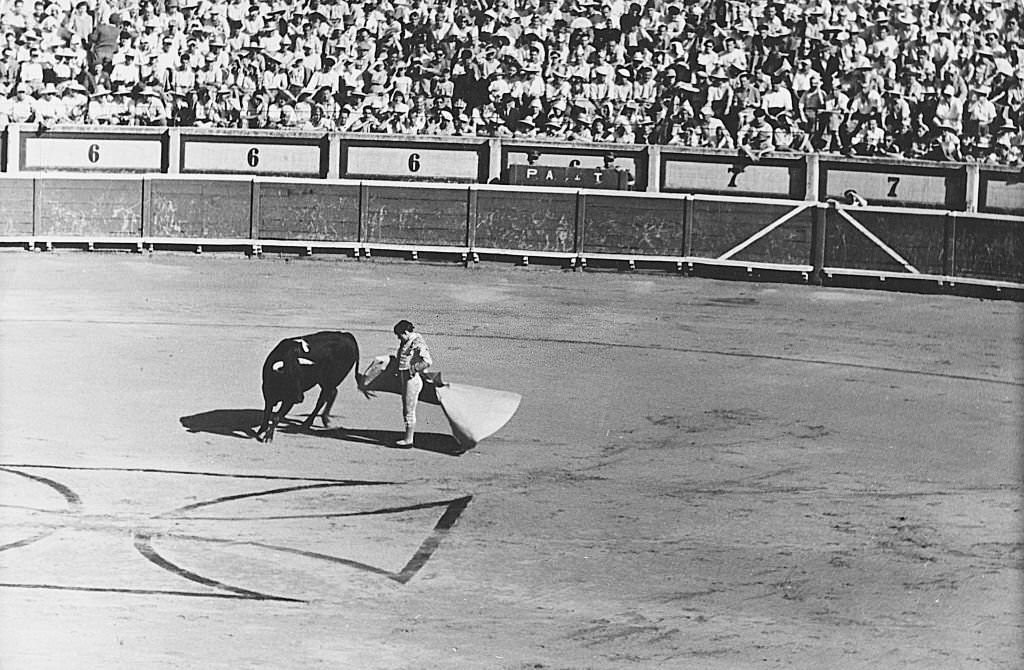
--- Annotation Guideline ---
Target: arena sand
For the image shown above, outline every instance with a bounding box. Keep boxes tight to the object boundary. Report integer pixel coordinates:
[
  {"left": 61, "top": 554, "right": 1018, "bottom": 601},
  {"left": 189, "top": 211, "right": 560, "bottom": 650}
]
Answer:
[{"left": 0, "top": 251, "right": 1020, "bottom": 670}]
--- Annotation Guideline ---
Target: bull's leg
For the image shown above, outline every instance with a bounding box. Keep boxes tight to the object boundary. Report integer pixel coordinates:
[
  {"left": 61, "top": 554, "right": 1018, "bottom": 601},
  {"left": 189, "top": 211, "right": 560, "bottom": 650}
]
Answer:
[
  {"left": 319, "top": 386, "right": 339, "bottom": 428},
  {"left": 302, "top": 388, "right": 329, "bottom": 430},
  {"left": 256, "top": 398, "right": 277, "bottom": 442},
  {"left": 264, "top": 401, "right": 294, "bottom": 443}
]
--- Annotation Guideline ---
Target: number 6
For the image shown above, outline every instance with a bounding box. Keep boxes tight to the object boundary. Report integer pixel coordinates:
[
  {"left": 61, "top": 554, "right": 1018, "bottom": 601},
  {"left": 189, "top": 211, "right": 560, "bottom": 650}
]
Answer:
[
  {"left": 87, "top": 143, "right": 100, "bottom": 163},
  {"left": 408, "top": 153, "right": 421, "bottom": 172}
]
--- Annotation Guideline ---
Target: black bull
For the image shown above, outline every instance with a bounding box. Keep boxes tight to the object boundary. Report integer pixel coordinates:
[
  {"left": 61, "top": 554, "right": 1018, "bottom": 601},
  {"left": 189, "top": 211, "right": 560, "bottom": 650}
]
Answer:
[{"left": 256, "top": 331, "right": 371, "bottom": 443}]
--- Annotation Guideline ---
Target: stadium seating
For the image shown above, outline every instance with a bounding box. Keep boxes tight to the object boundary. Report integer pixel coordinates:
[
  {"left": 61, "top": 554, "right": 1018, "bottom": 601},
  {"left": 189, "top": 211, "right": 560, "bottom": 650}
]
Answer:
[{"left": 0, "top": 0, "right": 1020, "bottom": 165}]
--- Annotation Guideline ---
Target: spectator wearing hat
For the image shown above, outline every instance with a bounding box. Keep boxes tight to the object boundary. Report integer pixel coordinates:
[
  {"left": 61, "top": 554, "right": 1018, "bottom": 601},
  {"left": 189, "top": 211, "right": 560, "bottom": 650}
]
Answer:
[
  {"left": 17, "top": 42, "right": 45, "bottom": 93},
  {"left": 762, "top": 76, "right": 794, "bottom": 119},
  {"left": 965, "top": 85, "right": 998, "bottom": 136},
  {"left": 78, "top": 58, "right": 111, "bottom": 95},
  {"left": 110, "top": 50, "right": 140, "bottom": 89},
  {"left": 32, "top": 81, "right": 64, "bottom": 125},
  {"left": 932, "top": 84, "right": 963, "bottom": 133},
  {"left": 929, "top": 26, "right": 956, "bottom": 72},
  {"left": 776, "top": 108, "right": 814, "bottom": 152},
  {"left": 588, "top": 63, "right": 614, "bottom": 103},
  {"left": 7, "top": 83, "right": 36, "bottom": 123},
  {"left": 929, "top": 121, "right": 965, "bottom": 162},
  {"left": 135, "top": 86, "right": 170, "bottom": 126},
  {"left": 645, "top": 102, "right": 674, "bottom": 145},
  {"left": 58, "top": 81, "right": 89, "bottom": 122},
  {"left": 632, "top": 66, "right": 657, "bottom": 107},
  {"left": 667, "top": 119, "right": 698, "bottom": 147},
  {"left": 850, "top": 114, "right": 887, "bottom": 156},
  {"left": 86, "top": 84, "right": 114, "bottom": 124},
  {"left": 50, "top": 47, "right": 77, "bottom": 86},
  {"left": 849, "top": 79, "right": 884, "bottom": 124},
  {"left": 989, "top": 126, "right": 1023, "bottom": 165}
]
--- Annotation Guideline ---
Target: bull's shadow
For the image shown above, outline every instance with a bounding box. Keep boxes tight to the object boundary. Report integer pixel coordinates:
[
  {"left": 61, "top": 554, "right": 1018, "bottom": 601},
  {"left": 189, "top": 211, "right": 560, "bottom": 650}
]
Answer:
[
  {"left": 179, "top": 409, "right": 467, "bottom": 456},
  {"left": 180, "top": 409, "right": 264, "bottom": 439}
]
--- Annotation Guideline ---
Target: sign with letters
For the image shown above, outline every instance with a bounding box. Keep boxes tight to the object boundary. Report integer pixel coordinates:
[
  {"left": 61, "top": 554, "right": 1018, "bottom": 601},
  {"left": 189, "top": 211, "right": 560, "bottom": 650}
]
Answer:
[
  {"left": 507, "top": 164, "right": 630, "bottom": 190},
  {"left": 824, "top": 167, "right": 955, "bottom": 208},
  {"left": 343, "top": 145, "right": 480, "bottom": 181},
  {"left": 21, "top": 135, "right": 163, "bottom": 172},
  {"left": 181, "top": 138, "right": 324, "bottom": 177},
  {"left": 662, "top": 158, "right": 796, "bottom": 197}
]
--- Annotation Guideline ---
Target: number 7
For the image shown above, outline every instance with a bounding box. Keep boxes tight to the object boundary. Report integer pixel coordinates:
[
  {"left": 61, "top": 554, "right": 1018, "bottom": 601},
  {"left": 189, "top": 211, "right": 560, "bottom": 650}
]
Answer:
[{"left": 886, "top": 176, "right": 900, "bottom": 197}]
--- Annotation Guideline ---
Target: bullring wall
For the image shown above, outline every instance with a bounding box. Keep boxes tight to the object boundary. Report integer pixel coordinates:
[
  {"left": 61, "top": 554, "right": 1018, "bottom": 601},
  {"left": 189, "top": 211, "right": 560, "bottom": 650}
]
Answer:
[{"left": 1, "top": 124, "right": 1021, "bottom": 300}]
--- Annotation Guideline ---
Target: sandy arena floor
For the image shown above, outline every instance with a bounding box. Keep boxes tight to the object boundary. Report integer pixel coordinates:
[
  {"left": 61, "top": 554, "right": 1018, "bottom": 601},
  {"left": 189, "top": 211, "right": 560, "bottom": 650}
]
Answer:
[{"left": 0, "top": 251, "right": 1021, "bottom": 670}]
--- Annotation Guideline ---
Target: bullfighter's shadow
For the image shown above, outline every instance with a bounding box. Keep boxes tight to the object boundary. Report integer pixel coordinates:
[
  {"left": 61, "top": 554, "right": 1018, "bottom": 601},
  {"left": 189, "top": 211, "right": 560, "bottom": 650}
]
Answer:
[
  {"left": 179, "top": 409, "right": 466, "bottom": 456},
  {"left": 317, "top": 426, "right": 467, "bottom": 456}
]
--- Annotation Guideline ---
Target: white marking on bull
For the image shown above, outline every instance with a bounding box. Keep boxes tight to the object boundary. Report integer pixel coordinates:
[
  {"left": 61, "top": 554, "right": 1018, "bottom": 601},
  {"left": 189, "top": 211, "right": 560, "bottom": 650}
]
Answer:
[
  {"left": 272, "top": 360, "right": 285, "bottom": 372},
  {"left": 297, "top": 357, "right": 316, "bottom": 366},
  {"left": 293, "top": 338, "right": 310, "bottom": 352}
]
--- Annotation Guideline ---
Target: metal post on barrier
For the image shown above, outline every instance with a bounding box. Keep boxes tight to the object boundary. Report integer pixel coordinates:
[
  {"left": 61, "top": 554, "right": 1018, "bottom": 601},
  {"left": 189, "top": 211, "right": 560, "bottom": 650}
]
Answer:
[
  {"left": 944, "top": 211, "right": 956, "bottom": 277},
  {"left": 466, "top": 185, "right": 478, "bottom": 262},
  {"left": 681, "top": 194, "right": 693, "bottom": 271},
  {"left": 249, "top": 180, "right": 261, "bottom": 244},
  {"left": 574, "top": 190, "right": 586, "bottom": 270},
  {"left": 810, "top": 202, "right": 828, "bottom": 285},
  {"left": 31, "top": 176, "right": 40, "bottom": 241},
  {"left": 357, "top": 181, "right": 368, "bottom": 257},
  {"left": 140, "top": 177, "right": 152, "bottom": 242}
]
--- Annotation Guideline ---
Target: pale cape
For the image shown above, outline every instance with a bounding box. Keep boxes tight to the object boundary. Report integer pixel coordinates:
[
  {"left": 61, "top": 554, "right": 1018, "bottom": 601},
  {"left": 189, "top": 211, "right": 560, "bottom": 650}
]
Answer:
[{"left": 360, "top": 355, "right": 521, "bottom": 450}]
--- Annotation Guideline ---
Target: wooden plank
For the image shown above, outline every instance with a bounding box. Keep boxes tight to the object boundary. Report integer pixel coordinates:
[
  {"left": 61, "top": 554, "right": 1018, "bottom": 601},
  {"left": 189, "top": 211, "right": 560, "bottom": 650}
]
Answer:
[
  {"left": 953, "top": 215, "right": 1024, "bottom": 282},
  {"left": 0, "top": 179, "right": 35, "bottom": 236},
  {"left": 690, "top": 199, "right": 808, "bottom": 264},
  {"left": 36, "top": 178, "right": 142, "bottom": 236},
  {"left": 362, "top": 185, "right": 468, "bottom": 245},
  {"left": 149, "top": 179, "right": 251, "bottom": 238},
  {"left": 823, "top": 208, "right": 946, "bottom": 275},
  {"left": 583, "top": 195, "right": 682, "bottom": 256},
  {"left": 475, "top": 190, "right": 577, "bottom": 253},
  {"left": 258, "top": 182, "right": 360, "bottom": 241}
]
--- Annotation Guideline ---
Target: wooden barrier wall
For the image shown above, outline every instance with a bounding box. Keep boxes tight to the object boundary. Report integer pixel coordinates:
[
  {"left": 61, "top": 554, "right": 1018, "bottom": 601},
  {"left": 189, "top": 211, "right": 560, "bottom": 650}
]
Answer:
[
  {"left": 3, "top": 124, "right": 1021, "bottom": 215},
  {"left": 2, "top": 174, "right": 1020, "bottom": 300}
]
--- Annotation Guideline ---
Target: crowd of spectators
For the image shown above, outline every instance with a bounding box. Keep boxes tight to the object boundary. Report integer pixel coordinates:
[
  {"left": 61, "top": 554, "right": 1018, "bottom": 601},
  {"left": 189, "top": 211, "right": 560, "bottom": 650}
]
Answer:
[{"left": 0, "top": 0, "right": 1021, "bottom": 165}]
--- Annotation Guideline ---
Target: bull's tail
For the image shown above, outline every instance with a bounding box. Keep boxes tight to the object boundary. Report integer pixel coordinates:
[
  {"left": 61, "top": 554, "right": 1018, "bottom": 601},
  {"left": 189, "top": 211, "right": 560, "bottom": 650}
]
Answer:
[{"left": 352, "top": 336, "right": 375, "bottom": 399}]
